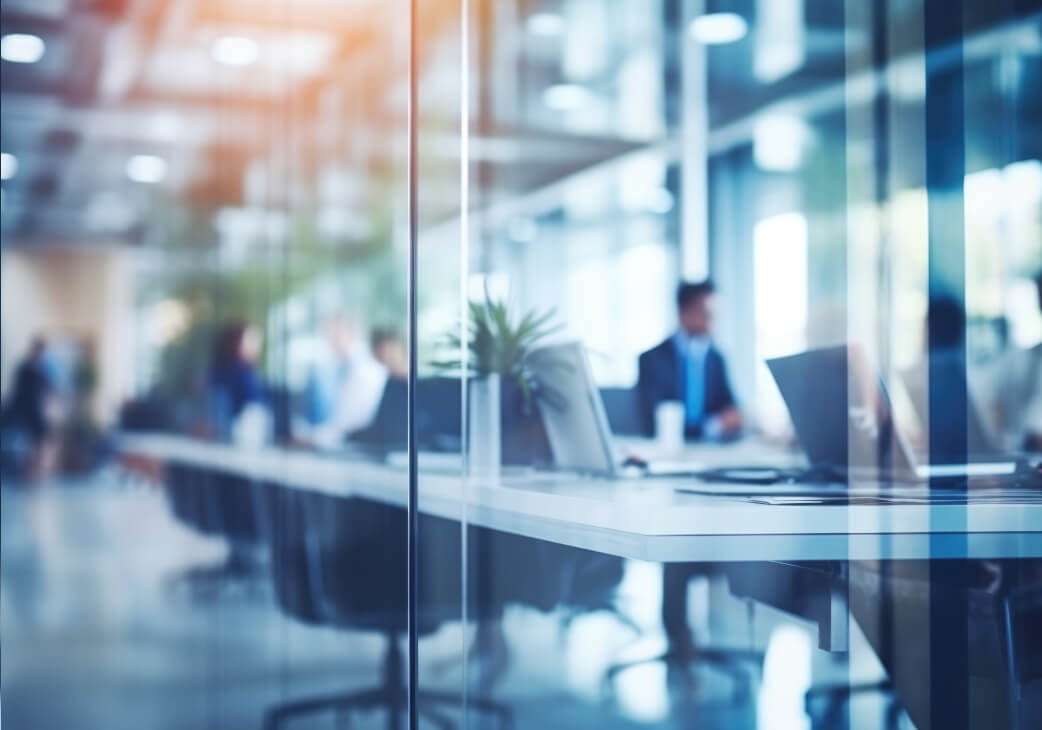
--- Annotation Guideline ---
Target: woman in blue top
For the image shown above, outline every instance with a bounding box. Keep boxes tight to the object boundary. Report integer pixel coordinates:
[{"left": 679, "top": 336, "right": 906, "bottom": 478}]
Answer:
[{"left": 209, "top": 321, "right": 266, "bottom": 439}]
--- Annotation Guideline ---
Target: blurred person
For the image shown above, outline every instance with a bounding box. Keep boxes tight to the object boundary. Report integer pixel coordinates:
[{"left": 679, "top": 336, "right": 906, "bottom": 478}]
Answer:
[
  {"left": 988, "top": 272, "right": 1042, "bottom": 452},
  {"left": 306, "top": 313, "right": 388, "bottom": 448},
  {"left": 371, "top": 327, "right": 408, "bottom": 378},
  {"left": 898, "top": 295, "right": 1002, "bottom": 461},
  {"left": 637, "top": 281, "right": 742, "bottom": 665},
  {"left": 209, "top": 321, "right": 267, "bottom": 442},
  {"left": 61, "top": 338, "right": 104, "bottom": 473},
  {"left": 1024, "top": 272, "right": 1042, "bottom": 451},
  {"left": 637, "top": 280, "right": 742, "bottom": 441},
  {"left": 1, "top": 337, "right": 56, "bottom": 481},
  {"left": 923, "top": 296, "right": 978, "bottom": 459}
]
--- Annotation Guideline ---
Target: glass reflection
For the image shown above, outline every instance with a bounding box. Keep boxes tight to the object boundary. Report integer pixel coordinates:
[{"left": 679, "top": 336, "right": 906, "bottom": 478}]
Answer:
[
  {"left": 2, "top": 0, "right": 1040, "bottom": 729},
  {"left": 3, "top": 0, "right": 413, "bottom": 727},
  {"left": 438, "top": 0, "right": 1041, "bottom": 729}
]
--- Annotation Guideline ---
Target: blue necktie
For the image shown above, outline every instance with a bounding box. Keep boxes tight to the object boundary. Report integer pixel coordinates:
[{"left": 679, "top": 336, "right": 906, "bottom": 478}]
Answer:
[{"left": 685, "top": 347, "right": 704, "bottom": 427}]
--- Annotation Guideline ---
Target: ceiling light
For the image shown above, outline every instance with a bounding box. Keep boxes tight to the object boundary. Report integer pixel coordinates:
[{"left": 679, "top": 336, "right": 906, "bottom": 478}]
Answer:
[
  {"left": 126, "top": 155, "right": 167, "bottom": 184},
  {"left": 212, "top": 36, "right": 259, "bottom": 67},
  {"left": 527, "top": 12, "right": 565, "bottom": 37},
  {"left": 1, "top": 34, "right": 46, "bottom": 64},
  {"left": 689, "top": 13, "right": 748, "bottom": 45},
  {"left": 1, "top": 152, "right": 17, "bottom": 181},
  {"left": 543, "top": 83, "right": 595, "bottom": 111}
]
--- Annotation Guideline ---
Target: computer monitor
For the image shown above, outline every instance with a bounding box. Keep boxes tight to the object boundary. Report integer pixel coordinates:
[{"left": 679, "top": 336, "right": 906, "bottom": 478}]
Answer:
[
  {"left": 767, "top": 345, "right": 1015, "bottom": 480},
  {"left": 766, "top": 345, "right": 918, "bottom": 477}
]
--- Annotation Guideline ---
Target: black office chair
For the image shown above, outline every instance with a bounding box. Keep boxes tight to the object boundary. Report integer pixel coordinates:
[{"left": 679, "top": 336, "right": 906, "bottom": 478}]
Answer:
[
  {"left": 1002, "top": 580, "right": 1042, "bottom": 730},
  {"left": 258, "top": 483, "right": 514, "bottom": 730},
  {"left": 844, "top": 559, "right": 1042, "bottom": 730},
  {"left": 163, "top": 462, "right": 268, "bottom": 597},
  {"left": 804, "top": 680, "right": 901, "bottom": 730}
]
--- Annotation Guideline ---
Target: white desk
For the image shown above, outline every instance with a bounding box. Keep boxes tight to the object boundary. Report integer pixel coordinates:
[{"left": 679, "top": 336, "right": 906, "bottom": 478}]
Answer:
[{"left": 118, "top": 433, "right": 1042, "bottom": 563}]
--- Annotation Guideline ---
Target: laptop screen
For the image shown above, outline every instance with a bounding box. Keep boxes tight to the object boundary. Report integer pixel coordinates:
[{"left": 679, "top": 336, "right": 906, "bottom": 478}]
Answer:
[
  {"left": 766, "top": 345, "right": 915, "bottom": 476},
  {"left": 526, "top": 341, "right": 618, "bottom": 476}
]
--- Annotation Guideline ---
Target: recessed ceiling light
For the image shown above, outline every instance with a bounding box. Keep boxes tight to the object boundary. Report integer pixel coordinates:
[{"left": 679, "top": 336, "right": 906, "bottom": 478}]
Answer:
[
  {"left": 543, "top": 83, "right": 595, "bottom": 111},
  {"left": 126, "top": 155, "right": 167, "bottom": 184},
  {"left": 212, "top": 36, "right": 259, "bottom": 67},
  {"left": 1, "top": 33, "right": 46, "bottom": 64},
  {"left": 527, "top": 12, "right": 565, "bottom": 37},
  {"left": 689, "top": 13, "right": 748, "bottom": 45},
  {"left": 1, "top": 152, "right": 17, "bottom": 180}
]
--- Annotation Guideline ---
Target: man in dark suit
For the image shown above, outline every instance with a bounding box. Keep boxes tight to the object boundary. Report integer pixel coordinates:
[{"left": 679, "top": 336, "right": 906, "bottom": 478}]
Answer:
[
  {"left": 638, "top": 280, "right": 743, "bottom": 660},
  {"left": 638, "top": 280, "right": 742, "bottom": 441}
]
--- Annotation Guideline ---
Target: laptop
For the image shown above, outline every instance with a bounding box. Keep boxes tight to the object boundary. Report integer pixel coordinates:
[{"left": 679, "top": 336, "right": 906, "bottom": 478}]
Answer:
[
  {"left": 897, "top": 364, "right": 1005, "bottom": 464},
  {"left": 765, "top": 345, "right": 1018, "bottom": 482},
  {"left": 526, "top": 341, "right": 707, "bottom": 477}
]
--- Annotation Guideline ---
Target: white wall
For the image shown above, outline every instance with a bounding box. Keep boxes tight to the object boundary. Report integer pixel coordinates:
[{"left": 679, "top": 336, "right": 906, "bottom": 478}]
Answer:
[{"left": 1, "top": 246, "right": 135, "bottom": 425}]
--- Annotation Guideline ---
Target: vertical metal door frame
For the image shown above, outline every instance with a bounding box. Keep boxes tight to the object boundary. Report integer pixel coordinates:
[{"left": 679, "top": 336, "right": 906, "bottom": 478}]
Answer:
[{"left": 406, "top": 0, "right": 419, "bottom": 726}]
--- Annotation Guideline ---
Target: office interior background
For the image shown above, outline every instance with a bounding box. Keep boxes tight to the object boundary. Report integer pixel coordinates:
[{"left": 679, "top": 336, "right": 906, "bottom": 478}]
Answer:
[{"left": 2, "top": 0, "right": 1041, "bottom": 729}]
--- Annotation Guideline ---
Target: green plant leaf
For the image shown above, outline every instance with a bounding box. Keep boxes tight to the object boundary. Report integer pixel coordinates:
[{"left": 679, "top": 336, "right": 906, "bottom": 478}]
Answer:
[{"left": 427, "top": 289, "right": 562, "bottom": 409}]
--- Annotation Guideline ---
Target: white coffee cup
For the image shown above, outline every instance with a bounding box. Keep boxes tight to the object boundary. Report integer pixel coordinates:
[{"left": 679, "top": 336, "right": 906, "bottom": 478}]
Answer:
[{"left": 655, "top": 400, "right": 685, "bottom": 453}]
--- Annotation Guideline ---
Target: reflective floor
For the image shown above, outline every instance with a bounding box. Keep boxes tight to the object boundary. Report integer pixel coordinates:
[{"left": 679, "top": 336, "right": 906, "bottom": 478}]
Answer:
[{"left": 2, "top": 473, "right": 903, "bottom": 730}]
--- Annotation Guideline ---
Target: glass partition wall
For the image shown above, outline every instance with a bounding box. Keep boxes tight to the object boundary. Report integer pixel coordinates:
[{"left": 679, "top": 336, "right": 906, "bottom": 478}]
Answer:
[
  {"left": 3, "top": 1, "right": 1040, "bottom": 730},
  {"left": 1, "top": 1, "right": 414, "bottom": 728},
  {"left": 437, "top": 1, "right": 1041, "bottom": 729}
]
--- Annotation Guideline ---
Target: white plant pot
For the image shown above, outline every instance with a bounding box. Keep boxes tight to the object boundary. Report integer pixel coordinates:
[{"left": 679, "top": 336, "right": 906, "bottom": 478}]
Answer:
[{"left": 468, "top": 373, "right": 501, "bottom": 482}]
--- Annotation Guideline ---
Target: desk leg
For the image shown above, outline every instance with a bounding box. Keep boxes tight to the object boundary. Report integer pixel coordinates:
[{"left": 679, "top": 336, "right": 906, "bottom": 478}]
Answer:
[{"left": 819, "top": 583, "right": 849, "bottom": 653}]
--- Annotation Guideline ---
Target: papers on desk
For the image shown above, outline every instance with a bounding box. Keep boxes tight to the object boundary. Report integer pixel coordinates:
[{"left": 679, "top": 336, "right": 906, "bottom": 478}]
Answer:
[
  {"left": 676, "top": 483, "right": 849, "bottom": 497},
  {"left": 677, "top": 483, "right": 1042, "bottom": 505}
]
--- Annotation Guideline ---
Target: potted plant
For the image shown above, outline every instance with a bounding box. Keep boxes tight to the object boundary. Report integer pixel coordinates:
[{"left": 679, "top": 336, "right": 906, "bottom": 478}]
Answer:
[{"left": 431, "top": 288, "right": 561, "bottom": 474}]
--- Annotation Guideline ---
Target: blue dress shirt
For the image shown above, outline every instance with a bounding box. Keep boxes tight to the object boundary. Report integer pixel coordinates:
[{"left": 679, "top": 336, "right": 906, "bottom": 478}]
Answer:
[{"left": 674, "top": 333, "right": 710, "bottom": 428}]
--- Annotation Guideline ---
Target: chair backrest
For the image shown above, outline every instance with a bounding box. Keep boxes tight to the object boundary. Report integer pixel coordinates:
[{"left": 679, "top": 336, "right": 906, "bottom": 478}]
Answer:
[
  {"left": 164, "top": 463, "right": 209, "bottom": 533},
  {"left": 1005, "top": 583, "right": 1042, "bottom": 692},
  {"left": 287, "top": 487, "right": 545, "bottom": 633},
  {"left": 260, "top": 480, "right": 623, "bottom": 635},
  {"left": 164, "top": 463, "right": 264, "bottom": 546},
  {"left": 301, "top": 493, "right": 410, "bottom": 632},
  {"left": 257, "top": 482, "right": 324, "bottom": 624}
]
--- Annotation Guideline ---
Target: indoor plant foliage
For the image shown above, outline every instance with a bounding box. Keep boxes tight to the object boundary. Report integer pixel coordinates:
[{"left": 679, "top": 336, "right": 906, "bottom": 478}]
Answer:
[{"left": 432, "top": 289, "right": 562, "bottom": 410}]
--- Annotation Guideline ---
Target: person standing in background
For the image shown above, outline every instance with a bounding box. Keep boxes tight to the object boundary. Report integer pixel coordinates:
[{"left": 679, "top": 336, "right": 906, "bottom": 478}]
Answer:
[
  {"left": 637, "top": 280, "right": 742, "bottom": 441},
  {"left": 2, "top": 337, "right": 56, "bottom": 481}
]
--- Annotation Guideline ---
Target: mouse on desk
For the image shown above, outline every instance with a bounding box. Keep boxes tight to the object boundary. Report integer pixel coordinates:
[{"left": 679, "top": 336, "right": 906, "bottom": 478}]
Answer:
[{"left": 621, "top": 455, "right": 648, "bottom": 470}]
